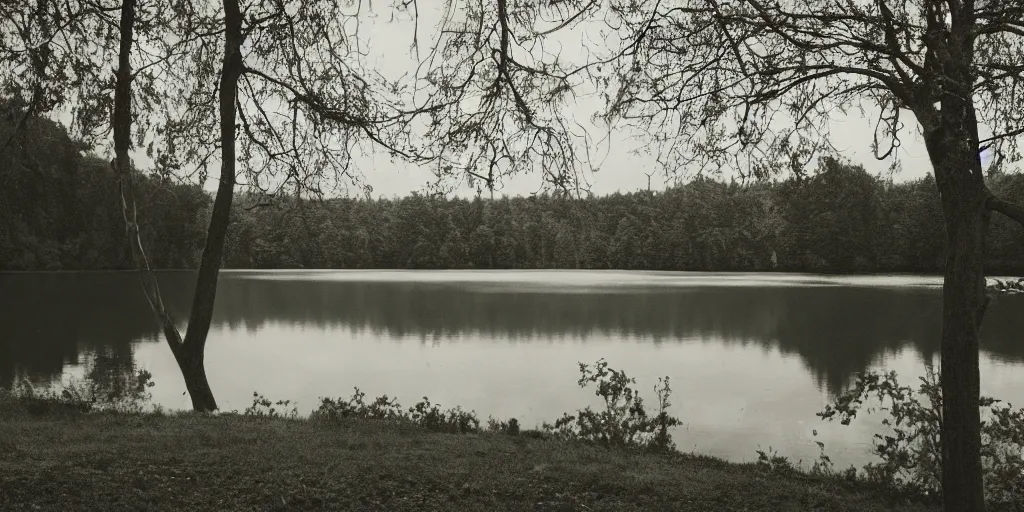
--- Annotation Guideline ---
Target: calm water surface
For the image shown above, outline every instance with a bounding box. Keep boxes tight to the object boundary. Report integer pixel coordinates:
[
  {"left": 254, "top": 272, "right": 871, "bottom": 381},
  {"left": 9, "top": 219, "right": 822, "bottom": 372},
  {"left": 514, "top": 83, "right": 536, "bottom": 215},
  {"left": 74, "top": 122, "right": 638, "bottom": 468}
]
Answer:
[{"left": 3, "top": 270, "right": 1023, "bottom": 469}]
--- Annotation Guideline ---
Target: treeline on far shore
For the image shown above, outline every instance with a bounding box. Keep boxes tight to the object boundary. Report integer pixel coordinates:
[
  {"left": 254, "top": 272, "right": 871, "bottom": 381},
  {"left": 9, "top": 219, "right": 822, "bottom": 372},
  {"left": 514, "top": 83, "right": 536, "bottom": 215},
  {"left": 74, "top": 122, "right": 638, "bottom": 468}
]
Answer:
[{"left": 4, "top": 111, "right": 1024, "bottom": 274}]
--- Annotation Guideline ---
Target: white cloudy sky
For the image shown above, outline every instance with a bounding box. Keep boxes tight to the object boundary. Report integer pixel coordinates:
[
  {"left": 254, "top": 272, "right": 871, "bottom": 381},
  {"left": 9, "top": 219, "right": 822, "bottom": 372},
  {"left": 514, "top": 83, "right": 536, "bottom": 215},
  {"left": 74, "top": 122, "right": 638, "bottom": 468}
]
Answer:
[
  {"left": 108, "top": 1, "right": 981, "bottom": 199},
  {"left": 334, "top": 3, "right": 938, "bottom": 199}
]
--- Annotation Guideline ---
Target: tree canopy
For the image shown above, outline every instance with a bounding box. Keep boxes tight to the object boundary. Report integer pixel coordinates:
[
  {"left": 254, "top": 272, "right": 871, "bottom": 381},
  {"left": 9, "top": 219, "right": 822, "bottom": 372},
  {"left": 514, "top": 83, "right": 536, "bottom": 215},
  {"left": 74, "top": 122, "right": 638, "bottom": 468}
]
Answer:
[
  {"left": 4, "top": 0, "right": 1024, "bottom": 508},
  {"left": 6, "top": 118, "right": 1024, "bottom": 277}
]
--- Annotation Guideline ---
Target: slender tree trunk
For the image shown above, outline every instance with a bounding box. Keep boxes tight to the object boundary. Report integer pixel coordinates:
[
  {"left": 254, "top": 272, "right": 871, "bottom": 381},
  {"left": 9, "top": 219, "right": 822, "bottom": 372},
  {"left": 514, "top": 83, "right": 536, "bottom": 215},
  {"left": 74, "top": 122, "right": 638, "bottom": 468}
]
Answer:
[
  {"left": 172, "top": 0, "right": 244, "bottom": 412},
  {"left": 112, "top": 0, "right": 244, "bottom": 412},
  {"left": 170, "top": 346, "right": 217, "bottom": 410},
  {"left": 112, "top": 0, "right": 217, "bottom": 412},
  {"left": 925, "top": 114, "right": 988, "bottom": 511},
  {"left": 112, "top": 0, "right": 135, "bottom": 203}
]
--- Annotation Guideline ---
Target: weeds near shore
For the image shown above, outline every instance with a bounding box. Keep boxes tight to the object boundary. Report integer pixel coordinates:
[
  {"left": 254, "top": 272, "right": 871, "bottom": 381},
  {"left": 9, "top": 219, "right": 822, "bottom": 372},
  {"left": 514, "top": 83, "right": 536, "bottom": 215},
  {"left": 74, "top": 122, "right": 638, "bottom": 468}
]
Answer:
[
  {"left": 12, "top": 355, "right": 1024, "bottom": 507},
  {"left": 542, "top": 359, "right": 682, "bottom": 452},
  {"left": 245, "top": 358, "right": 683, "bottom": 452},
  {"left": 243, "top": 393, "right": 299, "bottom": 419},
  {"left": 817, "top": 368, "right": 1024, "bottom": 507},
  {"left": 299, "top": 388, "right": 484, "bottom": 434},
  {"left": 2, "top": 367, "right": 155, "bottom": 416}
]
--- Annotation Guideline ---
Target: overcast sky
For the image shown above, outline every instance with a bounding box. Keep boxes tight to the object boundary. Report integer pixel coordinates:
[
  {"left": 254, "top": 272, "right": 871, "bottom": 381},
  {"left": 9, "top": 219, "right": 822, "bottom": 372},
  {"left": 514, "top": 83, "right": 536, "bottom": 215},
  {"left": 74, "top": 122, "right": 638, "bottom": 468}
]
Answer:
[
  {"left": 345, "top": 3, "right": 950, "bottom": 199},
  {"left": 105, "top": 1, "right": 959, "bottom": 200}
]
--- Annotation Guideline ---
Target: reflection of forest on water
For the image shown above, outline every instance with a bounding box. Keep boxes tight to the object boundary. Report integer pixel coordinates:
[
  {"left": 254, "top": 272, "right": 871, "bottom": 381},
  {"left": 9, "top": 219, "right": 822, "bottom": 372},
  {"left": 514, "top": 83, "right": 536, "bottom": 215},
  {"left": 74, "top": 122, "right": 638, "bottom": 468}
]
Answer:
[{"left": 3, "top": 271, "right": 1024, "bottom": 396}]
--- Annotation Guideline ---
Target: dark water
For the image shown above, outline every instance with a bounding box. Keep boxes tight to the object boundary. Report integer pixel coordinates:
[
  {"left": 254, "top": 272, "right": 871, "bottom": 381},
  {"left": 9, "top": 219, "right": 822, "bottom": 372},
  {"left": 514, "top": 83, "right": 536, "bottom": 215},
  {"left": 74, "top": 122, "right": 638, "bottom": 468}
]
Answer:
[{"left": 2, "top": 270, "right": 1023, "bottom": 467}]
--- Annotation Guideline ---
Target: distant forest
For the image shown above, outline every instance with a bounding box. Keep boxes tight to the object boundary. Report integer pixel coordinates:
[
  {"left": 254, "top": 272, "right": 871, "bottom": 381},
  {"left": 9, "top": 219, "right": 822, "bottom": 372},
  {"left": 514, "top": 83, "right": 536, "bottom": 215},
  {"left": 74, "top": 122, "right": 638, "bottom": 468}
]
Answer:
[{"left": 4, "top": 110, "right": 1024, "bottom": 274}]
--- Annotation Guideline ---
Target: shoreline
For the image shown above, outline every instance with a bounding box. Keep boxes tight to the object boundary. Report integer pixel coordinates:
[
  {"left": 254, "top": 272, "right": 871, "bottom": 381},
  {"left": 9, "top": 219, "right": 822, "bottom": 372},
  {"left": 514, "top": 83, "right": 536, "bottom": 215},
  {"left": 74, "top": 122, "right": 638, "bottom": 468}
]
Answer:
[{"left": 0, "top": 402, "right": 938, "bottom": 511}]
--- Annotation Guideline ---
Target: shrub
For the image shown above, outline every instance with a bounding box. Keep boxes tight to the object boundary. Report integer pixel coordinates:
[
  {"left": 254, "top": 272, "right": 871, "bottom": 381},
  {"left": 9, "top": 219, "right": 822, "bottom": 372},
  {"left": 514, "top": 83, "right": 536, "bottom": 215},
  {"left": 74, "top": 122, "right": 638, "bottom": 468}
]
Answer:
[
  {"left": 819, "top": 368, "right": 1024, "bottom": 506},
  {"left": 244, "top": 392, "right": 299, "bottom": 419},
  {"left": 408, "top": 398, "right": 481, "bottom": 434},
  {"left": 755, "top": 446, "right": 796, "bottom": 475},
  {"left": 5, "top": 367, "right": 155, "bottom": 415},
  {"left": 803, "top": 436, "right": 859, "bottom": 483},
  {"left": 310, "top": 388, "right": 482, "bottom": 434},
  {"left": 311, "top": 387, "right": 404, "bottom": 422},
  {"left": 487, "top": 417, "right": 521, "bottom": 436},
  {"left": 542, "top": 358, "right": 682, "bottom": 452},
  {"left": 311, "top": 387, "right": 405, "bottom": 422}
]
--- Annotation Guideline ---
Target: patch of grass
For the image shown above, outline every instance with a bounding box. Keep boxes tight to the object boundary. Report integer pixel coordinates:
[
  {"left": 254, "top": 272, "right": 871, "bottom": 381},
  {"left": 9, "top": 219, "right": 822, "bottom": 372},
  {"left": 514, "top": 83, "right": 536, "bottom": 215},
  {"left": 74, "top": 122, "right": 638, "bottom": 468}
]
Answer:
[{"left": 0, "top": 399, "right": 938, "bottom": 512}]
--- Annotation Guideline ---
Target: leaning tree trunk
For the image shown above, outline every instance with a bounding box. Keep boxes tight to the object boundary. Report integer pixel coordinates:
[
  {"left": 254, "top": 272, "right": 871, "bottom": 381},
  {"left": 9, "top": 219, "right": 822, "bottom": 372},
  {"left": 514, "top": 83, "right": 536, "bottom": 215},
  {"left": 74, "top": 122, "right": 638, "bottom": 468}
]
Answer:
[
  {"left": 113, "top": 0, "right": 217, "bottom": 412},
  {"left": 174, "top": 0, "right": 243, "bottom": 411},
  {"left": 171, "top": 0, "right": 244, "bottom": 412},
  {"left": 925, "top": 111, "right": 989, "bottom": 511},
  {"left": 112, "top": 0, "right": 244, "bottom": 412}
]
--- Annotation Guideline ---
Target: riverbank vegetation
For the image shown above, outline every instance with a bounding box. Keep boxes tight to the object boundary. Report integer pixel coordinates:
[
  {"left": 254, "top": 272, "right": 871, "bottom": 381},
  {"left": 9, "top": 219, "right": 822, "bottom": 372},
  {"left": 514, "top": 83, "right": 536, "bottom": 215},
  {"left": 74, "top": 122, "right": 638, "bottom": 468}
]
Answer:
[
  {"left": 6, "top": 1, "right": 1024, "bottom": 508},
  {"left": 0, "top": 402, "right": 937, "bottom": 512},
  {"left": 3, "top": 359, "right": 1022, "bottom": 510},
  {"left": 4, "top": 111, "right": 1024, "bottom": 275},
  {"left": 0, "top": 359, "right": 939, "bottom": 512}
]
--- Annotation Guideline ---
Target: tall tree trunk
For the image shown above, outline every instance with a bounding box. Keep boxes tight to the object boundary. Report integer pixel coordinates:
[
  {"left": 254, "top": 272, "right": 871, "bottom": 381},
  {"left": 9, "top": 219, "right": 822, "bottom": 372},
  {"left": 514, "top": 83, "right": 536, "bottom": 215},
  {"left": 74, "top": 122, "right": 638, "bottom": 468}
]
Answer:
[
  {"left": 939, "top": 191, "right": 987, "bottom": 512},
  {"left": 173, "top": 0, "right": 244, "bottom": 412},
  {"left": 112, "top": 0, "right": 244, "bottom": 412},
  {"left": 925, "top": 113, "right": 988, "bottom": 511},
  {"left": 916, "top": 7, "right": 989, "bottom": 505},
  {"left": 113, "top": 0, "right": 217, "bottom": 412}
]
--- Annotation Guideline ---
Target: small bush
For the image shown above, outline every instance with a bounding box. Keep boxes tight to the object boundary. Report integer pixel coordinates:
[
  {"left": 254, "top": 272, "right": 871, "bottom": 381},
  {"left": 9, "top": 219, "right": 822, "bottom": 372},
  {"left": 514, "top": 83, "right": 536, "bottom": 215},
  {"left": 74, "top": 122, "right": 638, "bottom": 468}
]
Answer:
[
  {"left": 819, "top": 368, "right": 1024, "bottom": 507},
  {"left": 244, "top": 392, "right": 299, "bottom": 419},
  {"left": 755, "top": 446, "right": 796, "bottom": 475},
  {"left": 311, "top": 387, "right": 404, "bottom": 422},
  {"left": 311, "top": 388, "right": 483, "bottom": 434},
  {"left": 542, "top": 358, "right": 682, "bottom": 452},
  {"left": 805, "top": 437, "right": 859, "bottom": 482},
  {"left": 5, "top": 368, "right": 155, "bottom": 416},
  {"left": 487, "top": 417, "right": 521, "bottom": 436},
  {"left": 408, "top": 398, "right": 481, "bottom": 434}
]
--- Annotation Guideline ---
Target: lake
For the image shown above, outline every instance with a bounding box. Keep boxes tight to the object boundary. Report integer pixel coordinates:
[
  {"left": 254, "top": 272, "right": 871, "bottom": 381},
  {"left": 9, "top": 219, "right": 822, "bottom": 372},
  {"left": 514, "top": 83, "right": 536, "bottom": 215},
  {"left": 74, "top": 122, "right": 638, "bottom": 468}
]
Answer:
[{"left": 2, "top": 270, "right": 1023, "bottom": 469}]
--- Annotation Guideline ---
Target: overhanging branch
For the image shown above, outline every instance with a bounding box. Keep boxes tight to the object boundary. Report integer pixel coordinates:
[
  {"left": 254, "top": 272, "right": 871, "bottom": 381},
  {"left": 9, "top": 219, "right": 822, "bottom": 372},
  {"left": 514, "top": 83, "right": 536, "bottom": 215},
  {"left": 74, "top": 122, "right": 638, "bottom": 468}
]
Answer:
[
  {"left": 979, "top": 126, "right": 1024, "bottom": 151},
  {"left": 987, "top": 193, "right": 1024, "bottom": 229}
]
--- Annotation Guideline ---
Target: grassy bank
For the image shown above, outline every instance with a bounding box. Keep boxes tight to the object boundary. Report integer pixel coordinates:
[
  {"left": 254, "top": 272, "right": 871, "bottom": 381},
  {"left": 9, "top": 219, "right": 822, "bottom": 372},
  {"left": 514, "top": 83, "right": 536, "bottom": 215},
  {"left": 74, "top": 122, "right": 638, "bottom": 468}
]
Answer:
[{"left": 0, "top": 401, "right": 939, "bottom": 512}]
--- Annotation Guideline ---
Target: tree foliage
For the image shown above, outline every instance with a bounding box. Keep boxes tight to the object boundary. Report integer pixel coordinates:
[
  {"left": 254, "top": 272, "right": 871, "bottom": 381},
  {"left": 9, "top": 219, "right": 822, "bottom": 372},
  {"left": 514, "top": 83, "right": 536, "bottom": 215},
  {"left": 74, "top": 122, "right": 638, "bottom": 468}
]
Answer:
[
  {"left": 6, "top": 121, "right": 1024, "bottom": 276},
  {"left": 819, "top": 369, "right": 1024, "bottom": 507},
  {"left": 6, "top": 0, "right": 1024, "bottom": 506},
  {"left": 408, "top": 2, "right": 1024, "bottom": 510},
  {"left": 0, "top": 107, "right": 208, "bottom": 270}
]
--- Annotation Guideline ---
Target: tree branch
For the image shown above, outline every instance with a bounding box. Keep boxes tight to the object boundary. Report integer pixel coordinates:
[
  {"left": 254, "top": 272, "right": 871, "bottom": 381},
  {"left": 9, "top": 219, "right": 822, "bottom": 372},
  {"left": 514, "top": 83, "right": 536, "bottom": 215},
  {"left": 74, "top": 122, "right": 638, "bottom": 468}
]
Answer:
[
  {"left": 979, "top": 126, "right": 1024, "bottom": 150},
  {"left": 987, "top": 193, "right": 1024, "bottom": 229}
]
